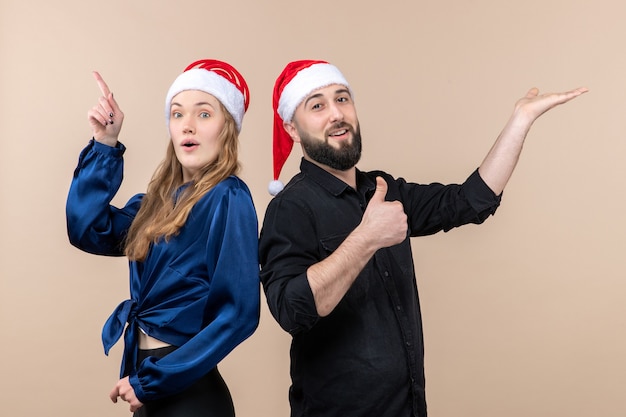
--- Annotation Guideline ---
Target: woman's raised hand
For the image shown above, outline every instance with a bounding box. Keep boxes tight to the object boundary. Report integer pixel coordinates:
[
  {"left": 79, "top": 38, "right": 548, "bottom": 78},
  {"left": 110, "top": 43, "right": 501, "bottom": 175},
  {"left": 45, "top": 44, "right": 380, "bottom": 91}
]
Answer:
[{"left": 87, "top": 71, "right": 124, "bottom": 147}]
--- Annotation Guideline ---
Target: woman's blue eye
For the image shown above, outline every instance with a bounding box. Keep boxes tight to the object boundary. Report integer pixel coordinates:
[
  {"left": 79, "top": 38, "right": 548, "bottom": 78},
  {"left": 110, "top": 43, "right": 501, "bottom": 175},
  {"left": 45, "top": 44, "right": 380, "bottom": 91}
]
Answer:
[
  {"left": 172, "top": 112, "right": 182, "bottom": 118},
  {"left": 200, "top": 112, "right": 210, "bottom": 118}
]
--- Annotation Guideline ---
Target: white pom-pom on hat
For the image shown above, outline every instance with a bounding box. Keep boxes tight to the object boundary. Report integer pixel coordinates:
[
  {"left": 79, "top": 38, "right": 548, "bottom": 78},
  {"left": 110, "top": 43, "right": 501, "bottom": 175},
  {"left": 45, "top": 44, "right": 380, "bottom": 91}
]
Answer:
[{"left": 268, "top": 180, "right": 285, "bottom": 196}]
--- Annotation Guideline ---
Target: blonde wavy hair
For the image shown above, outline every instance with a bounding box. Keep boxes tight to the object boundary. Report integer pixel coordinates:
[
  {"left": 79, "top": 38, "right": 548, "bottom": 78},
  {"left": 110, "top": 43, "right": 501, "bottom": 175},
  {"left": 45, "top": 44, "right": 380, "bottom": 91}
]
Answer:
[{"left": 124, "top": 103, "right": 240, "bottom": 261}]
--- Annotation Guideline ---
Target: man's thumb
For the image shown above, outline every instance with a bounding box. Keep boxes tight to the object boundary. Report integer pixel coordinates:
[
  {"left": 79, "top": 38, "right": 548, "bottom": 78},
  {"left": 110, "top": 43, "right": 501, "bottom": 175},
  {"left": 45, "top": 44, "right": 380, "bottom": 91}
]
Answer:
[{"left": 371, "top": 176, "right": 388, "bottom": 203}]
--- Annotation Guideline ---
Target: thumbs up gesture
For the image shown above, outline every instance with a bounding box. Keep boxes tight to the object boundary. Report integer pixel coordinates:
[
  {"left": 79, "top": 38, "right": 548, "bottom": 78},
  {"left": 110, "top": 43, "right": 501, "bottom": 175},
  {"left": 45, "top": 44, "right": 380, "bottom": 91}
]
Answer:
[{"left": 359, "top": 177, "right": 408, "bottom": 250}]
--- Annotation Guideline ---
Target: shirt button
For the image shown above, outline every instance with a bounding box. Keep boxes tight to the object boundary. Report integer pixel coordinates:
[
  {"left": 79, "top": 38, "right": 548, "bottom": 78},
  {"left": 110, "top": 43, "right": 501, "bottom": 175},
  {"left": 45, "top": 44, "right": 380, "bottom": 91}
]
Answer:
[{"left": 384, "top": 271, "right": 389, "bottom": 277}]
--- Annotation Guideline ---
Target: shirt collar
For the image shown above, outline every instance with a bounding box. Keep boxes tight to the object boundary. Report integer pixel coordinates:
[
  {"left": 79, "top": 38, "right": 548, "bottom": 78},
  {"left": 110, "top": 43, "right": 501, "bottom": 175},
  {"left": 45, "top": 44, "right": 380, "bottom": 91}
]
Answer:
[{"left": 299, "top": 158, "right": 376, "bottom": 197}]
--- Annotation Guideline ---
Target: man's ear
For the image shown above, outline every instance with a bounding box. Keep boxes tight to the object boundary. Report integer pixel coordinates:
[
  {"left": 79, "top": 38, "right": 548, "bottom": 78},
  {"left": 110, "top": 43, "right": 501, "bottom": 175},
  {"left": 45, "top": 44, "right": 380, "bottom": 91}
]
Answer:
[{"left": 283, "top": 121, "right": 300, "bottom": 143}]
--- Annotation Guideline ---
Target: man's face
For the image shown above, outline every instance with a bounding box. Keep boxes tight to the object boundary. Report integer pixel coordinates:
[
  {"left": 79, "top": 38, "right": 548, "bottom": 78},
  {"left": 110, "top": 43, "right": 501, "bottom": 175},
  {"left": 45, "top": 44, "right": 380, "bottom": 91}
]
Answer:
[{"left": 286, "top": 84, "right": 362, "bottom": 171}]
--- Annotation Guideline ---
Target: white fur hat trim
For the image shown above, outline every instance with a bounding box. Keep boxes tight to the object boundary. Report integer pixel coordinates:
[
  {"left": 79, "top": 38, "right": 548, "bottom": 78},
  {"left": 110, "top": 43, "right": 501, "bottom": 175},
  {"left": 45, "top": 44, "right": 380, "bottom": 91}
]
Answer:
[
  {"left": 277, "top": 63, "right": 351, "bottom": 123},
  {"left": 165, "top": 68, "right": 245, "bottom": 131}
]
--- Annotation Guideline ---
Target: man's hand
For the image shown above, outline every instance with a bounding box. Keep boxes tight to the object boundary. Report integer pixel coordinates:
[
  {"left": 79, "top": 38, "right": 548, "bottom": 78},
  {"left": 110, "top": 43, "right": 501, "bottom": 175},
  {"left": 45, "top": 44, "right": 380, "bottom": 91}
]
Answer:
[
  {"left": 511, "top": 86, "right": 589, "bottom": 126},
  {"left": 360, "top": 176, "right": 408, "bottom": 250}
]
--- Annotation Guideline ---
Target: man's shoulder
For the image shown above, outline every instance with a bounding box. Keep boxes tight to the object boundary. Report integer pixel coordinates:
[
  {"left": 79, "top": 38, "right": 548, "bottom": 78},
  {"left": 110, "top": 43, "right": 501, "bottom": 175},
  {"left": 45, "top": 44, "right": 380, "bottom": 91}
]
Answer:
[
  {"left": 271, "top": 173, "right": 316, "bottom": 201},
  {"left": 358, "top": 168, "right": 398, "bottom": 185},
  {"left": 362, "top": 168, "right": 393, "bottom": 177}
]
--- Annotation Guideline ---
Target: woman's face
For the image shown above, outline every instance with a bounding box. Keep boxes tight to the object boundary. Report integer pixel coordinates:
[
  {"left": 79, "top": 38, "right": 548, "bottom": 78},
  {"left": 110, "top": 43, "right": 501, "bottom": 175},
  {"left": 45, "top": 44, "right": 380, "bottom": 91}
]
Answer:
[{"left": 168, "top": 90, "right": 226, "bottom": 182}]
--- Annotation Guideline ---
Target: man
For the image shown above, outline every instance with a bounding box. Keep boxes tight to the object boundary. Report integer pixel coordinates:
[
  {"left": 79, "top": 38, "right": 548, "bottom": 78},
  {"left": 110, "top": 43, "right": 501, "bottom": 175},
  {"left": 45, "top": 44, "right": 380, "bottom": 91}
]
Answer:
[{"left": 259, "top": 59, "right": 587, "bottom": 417}]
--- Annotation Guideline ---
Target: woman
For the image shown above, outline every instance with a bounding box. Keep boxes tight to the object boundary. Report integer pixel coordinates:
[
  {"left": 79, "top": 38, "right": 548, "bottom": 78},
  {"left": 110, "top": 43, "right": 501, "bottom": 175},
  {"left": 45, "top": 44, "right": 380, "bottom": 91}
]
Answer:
[{"left": 66, "top": 59, "right": 260, "bottom": 416}]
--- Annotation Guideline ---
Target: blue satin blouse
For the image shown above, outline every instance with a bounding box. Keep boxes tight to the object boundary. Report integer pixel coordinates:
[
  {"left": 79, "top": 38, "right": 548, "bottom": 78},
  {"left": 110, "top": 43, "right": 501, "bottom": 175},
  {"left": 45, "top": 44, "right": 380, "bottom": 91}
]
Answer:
[{"left": 66, "top": 139, "right": 260, "bottom": 402}]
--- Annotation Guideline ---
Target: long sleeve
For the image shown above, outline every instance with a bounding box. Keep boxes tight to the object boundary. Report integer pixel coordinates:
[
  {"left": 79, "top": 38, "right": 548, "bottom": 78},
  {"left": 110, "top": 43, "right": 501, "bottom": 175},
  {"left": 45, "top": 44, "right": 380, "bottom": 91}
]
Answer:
[
  {"left": 66, "top": 139, "right": 142, "bottom": 256},
  {"left": 396, "top": 168, "right": 501, "bottom": 237},
  {"left": 128, "top": 179, "right": 260, "bottom": 402},
  {"left": 260, "top": 196, "right": 320, "bottom": 335}
]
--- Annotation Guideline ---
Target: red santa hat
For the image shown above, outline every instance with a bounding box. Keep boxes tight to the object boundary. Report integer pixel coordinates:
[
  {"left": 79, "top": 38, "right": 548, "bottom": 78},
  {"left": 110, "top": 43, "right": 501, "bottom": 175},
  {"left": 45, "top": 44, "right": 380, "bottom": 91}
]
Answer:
[
  {"left": 269, "top": 60, "right": 352, "bottom": 195},
  {"left": 165, "top": 59, "right": 250, "bottom": 132}
]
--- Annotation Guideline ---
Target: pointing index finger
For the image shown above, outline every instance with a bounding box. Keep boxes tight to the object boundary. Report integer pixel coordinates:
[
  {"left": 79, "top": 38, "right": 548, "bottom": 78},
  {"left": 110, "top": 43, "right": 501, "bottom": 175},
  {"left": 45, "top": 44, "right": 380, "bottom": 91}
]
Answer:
[{"left": 93, "top": 71, "right": 111, "bottom": 97}]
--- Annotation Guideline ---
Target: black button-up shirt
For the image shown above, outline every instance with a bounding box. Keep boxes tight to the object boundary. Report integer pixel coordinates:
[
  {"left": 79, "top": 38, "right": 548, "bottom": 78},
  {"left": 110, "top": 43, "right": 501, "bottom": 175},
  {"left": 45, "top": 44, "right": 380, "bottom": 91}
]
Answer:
[{"left": 259, "top": 158, "right": 501, "bottom": 417}]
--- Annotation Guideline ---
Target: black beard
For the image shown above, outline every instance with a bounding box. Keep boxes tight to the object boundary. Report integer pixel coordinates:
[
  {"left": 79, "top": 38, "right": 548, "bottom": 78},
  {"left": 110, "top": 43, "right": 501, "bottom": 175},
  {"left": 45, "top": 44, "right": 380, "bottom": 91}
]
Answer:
[{"left": 298, "top": 123, "right": 362, "bottom": 171}]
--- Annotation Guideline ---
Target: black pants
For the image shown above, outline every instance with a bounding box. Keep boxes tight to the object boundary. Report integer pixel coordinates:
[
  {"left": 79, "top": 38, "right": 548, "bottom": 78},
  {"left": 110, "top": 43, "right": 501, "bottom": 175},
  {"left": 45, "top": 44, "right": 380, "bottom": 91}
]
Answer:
[{"left": 134, "top": 346, "right": 235, "bottom": 417}]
